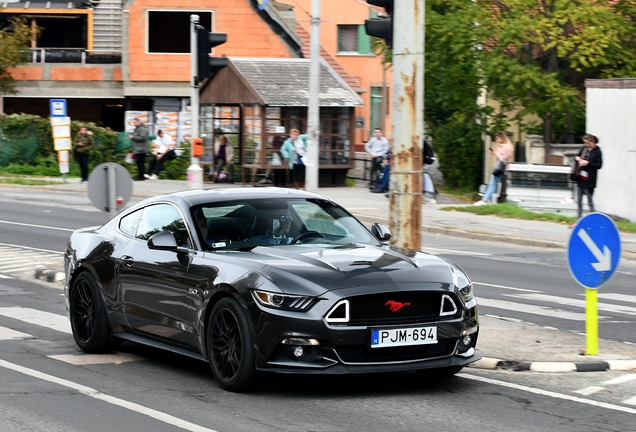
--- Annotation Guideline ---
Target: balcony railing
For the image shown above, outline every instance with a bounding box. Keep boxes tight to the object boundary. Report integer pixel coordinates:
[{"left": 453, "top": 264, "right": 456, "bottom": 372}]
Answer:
[{"left": 25, "top": 48, "right": 122, "bottom": 64}]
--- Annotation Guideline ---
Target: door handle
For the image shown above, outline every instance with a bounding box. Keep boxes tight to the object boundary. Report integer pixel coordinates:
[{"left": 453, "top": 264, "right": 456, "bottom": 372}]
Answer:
[{"left": 121, "top": 255, "right": 134, "bottom": 267}]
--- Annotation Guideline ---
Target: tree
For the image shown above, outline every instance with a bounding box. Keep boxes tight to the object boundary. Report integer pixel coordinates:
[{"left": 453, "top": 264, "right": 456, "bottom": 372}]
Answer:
[
  {"left": 0, "top": 16, "right": 34, "bottom": 95},
  {"left": 424, "top": 0, "right": 489, "bottom": 188},
  {"left": 473, "top": 0, "right": 636, "bottom": 145}
]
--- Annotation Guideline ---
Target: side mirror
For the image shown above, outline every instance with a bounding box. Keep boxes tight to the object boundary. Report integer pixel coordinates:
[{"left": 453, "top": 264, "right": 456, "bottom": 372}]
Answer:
[
  {"left": 371, "top": 223, "right": 391, "bottom": 241},
  {"left": 148, "top": 230, "right": 179, "bottom": 251}
]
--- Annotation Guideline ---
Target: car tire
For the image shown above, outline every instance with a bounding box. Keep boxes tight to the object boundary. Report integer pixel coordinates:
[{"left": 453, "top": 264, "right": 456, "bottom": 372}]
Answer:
[
  {"left": 69, "top": 271, "right": 121, "bottom": 353},
  {"left": 207, "top": 296, "right": 256, "bottom": 392}
]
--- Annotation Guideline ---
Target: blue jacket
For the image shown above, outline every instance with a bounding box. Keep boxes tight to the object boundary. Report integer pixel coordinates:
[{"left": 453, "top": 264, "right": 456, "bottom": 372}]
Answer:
[{"left": 280, "top": 134, "right": 308, "bottom": 169}]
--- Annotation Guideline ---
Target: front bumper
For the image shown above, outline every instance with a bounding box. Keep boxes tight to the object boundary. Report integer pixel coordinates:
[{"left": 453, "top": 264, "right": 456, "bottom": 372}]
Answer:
[{"left": 243, "top": 289, "right": 480, "bottom": 374}]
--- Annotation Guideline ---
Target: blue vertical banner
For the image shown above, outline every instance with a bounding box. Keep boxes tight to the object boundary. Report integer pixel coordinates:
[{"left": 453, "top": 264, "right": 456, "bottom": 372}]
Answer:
[{"left": 257, "top": 0, "right": 270, "bottom": 10}]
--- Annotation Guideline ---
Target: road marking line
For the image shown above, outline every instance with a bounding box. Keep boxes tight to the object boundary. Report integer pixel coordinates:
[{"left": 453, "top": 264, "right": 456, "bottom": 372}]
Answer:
[
  {"left": 510, "top": 293, "right": 636, "bottom": 316},
  {"left": 0, "top": 307, "right": 71, "bottom": 334},
  {"left": 0, "top": 274, "right": 12, "bottom": 279},
  {"left": 622, "top": 395, "right": 636, "bottom": 406},
  {"left": 461, "top": 373, "right": 636, "bottom": 414},
  {"left": 0, "top": 242, "right": 64, "bottom": 255},
  {"left": 0, "top": 220, "right": 73, "bottom": 233},
  {"left": 573, "top": 386, "right": 605, "bottom": 396},
  {"left": 477, "top": 298, "right": 591, "bottom": 321},
  {"left": 602, "top": 375, "right": 636, "bottom": 385},
  {"left": 0, "top": 326, "right": 33, "bottom": 340},
  {"left": 420, "top": 247, "right": 492, "bottom": 256},
  {"left": 0, "top": 359, "right": 218, "bottom": 432},
  {"left": 474, "top": 282, "right": 541, "bottom": 293},
  {"left": 598, "top": 293, "right": 636, "bottom": 304},
  {"left": 48, "top": 352, "right": 145, "bottom": 366},
  {"left": 0, "top": 263, "right": 57, "bottom": 271}
]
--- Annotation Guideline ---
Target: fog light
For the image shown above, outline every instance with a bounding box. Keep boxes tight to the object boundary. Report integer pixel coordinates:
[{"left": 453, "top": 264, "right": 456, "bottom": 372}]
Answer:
[
  {"left": 462, "top": 335, "right": 472, "bottom": 346},
  {"left": 281, "top": 338, "right": 320, "bottom": 346},
  {"left": 293, "top": 346, "right": 304, "bottom": 358}
]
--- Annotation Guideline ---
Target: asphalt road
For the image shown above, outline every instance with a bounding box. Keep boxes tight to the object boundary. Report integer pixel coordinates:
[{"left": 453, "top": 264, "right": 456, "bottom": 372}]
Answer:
[{"left": 3, "top": 189, "right": 636, "bottom": 431}]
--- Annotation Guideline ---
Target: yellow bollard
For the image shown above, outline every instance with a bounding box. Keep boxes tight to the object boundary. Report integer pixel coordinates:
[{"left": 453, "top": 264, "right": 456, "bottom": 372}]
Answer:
[{"left": 586, "top": 288, "right": 598, "bottom": 355}]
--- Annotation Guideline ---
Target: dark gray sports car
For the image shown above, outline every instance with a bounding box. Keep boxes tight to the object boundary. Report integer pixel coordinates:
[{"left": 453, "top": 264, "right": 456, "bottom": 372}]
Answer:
[{"left": 64, "top": 188, "right": 479, "bottom": 391}]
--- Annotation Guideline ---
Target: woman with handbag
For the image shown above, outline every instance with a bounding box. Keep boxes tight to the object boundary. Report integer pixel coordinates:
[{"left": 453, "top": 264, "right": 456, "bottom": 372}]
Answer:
[
  {"left": 475, "top": 132, "right": 514, "bottom": 205},
  {"left": 572, "top": 134, "right": 603, "bottom": 225}
]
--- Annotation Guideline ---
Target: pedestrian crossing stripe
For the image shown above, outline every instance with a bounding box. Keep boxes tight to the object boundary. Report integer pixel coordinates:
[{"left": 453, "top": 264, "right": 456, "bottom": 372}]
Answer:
[
  {"left": 0, "top": 325, "right": 32, "bottom": 340},
  {"left": 48, "top": 353, "right": 145, "bottom": 366},
  {"left": 0, "top": 307, "right": 71, "bottom": 334}
]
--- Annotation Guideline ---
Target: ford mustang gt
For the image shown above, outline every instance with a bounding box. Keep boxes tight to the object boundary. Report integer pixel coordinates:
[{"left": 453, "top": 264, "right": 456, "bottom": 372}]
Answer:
[{"left": 64, "top": 188, "right": 479, "bottom": 391}]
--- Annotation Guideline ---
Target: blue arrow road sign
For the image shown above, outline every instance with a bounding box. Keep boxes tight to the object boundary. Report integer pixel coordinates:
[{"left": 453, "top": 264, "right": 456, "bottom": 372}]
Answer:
[{"left": 567, "top": 212, "right": 621, "bottom": 289}]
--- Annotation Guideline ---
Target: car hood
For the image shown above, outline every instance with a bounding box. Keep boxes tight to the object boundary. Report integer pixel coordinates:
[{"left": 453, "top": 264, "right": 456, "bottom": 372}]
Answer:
[{"left": 233, "top": 244, "right": 456, "bottom": 295}]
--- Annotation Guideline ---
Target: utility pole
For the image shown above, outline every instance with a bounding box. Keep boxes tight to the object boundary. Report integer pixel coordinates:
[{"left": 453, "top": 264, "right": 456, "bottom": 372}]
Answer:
[
  {"left": 305, "top": 0, "right": 321, "bottom": 192},
  {"left": 188, "top": 14, "right": 204, "bottom": 189},
  {"left": 389, "top": 2, "right": 425, "bottom": 250}
]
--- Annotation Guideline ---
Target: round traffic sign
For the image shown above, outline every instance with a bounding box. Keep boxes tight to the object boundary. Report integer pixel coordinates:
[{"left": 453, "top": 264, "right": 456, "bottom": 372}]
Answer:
[
  {"left": 87, "top": 163, "right": 133, "bottom": 213},
  {"left": 566, "top": 212, "right": 621, "bottom": 289}
]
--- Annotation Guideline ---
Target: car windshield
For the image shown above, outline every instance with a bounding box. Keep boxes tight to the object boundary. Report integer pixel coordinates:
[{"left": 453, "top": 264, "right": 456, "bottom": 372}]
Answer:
[{"left": 191, "top": 198, "right": 378, "bottom": 250}]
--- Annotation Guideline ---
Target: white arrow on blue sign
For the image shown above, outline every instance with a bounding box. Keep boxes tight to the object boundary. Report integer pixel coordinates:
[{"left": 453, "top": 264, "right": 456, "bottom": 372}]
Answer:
[{"left": 567, "top": 212, "right": 621, "bottom": 289}]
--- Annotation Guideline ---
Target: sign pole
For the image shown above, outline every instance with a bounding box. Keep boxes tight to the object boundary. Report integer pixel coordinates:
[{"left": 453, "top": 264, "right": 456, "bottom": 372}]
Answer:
[
  {"left": 586, "top": 288, "right": 599, "bottom": 355},
  {"left": 305, "top": 0, "right": 321, "bottom": 192},
  {"left": 187, "top": 14, "right": 204, "bottom": 189},
  {"left": 567, "top": 213, "right": 621, "bottom": 357}
]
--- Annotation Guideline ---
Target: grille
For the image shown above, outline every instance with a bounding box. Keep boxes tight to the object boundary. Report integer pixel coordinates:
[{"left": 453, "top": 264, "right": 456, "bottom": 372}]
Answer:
[
  {"left": 328, "top": 339, "right": 456, "bottom": 363},
  {"left": 346, "top": 292, "right": 459, "bottom": 326}
]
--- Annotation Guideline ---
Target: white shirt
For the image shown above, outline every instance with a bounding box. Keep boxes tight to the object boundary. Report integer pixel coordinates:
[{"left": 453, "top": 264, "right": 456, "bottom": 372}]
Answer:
[
  {"left": 364, "top": 136, "right": 389, "bottom": 157},
  {"left": 153, "top": 133, "right": 174, "bottom": 155}
]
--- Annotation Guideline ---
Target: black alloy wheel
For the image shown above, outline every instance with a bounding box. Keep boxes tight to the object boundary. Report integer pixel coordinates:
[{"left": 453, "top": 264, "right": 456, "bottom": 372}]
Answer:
[
  {"left": 208, "top": 297, "right": 256, "bottom": 392},
  {"left": 69, "top": 272, "right": 120, "bottom": 353}
]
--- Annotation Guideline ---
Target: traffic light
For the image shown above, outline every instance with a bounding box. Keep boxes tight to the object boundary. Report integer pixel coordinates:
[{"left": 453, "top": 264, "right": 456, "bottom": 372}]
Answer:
[
  {"left": 364, "top": 0, "right": 393, "bottom": 48},
  {"left": 196, "top": 26, "right": 228, "bottom": 83}
]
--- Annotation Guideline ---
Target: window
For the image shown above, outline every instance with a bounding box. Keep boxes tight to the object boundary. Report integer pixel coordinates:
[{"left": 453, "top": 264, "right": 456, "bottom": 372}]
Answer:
[
  {"left": 263, "top": 107, "right": 352, "bottom": 167},
  {"left": 0, "top": 13, "right": 89, "bottom": 49},
  {"left": 148, "top": 11, "right": 212, "bottom": 53},
  {"left": 136, "top": 204, "right": 190, "bottom": 247},
  {"left": 370, "top": 87, "right": 389, "bottom": 133},
  {"left": 119, "top": 209, "right": 143, "bottom": 238},
  {"left": 337, "top": 25, "right": 370, "bottom": 54}
]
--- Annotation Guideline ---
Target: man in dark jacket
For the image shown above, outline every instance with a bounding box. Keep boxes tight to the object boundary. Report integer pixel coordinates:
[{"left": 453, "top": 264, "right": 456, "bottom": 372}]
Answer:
[
  {"left": 128, "top": 118, "right": 149, "bottom": 181},
  {"left": 73, "top": 125, "right": 94, "bottom": 184},
  {"left": 573, "top": 134, "right": 603, "bottom": 221}
]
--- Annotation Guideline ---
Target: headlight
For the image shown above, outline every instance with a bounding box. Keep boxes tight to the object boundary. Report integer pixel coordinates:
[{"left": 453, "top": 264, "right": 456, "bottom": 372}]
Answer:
[
  {"left": 252, "top": 290, "right": 316, "bottom": 311},
  {"left": 446, "top": 259, "right": 474, "bottom": 304},
  {"left": 458, "top": 284, "right": 474, "bottom": 303}
]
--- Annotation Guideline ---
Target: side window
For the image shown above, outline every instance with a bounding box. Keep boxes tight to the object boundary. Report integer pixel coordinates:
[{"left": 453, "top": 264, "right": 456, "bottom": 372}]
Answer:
[
  {"left": 119, "top": 209, "right": 142, "bottom": 238},
  {"left": 136, "top": 204, "right": 190, "bottom": 246}
]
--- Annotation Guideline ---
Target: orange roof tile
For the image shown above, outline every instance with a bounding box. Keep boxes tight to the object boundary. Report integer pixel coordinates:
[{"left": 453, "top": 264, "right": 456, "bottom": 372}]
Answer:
[{"left": 296, "top": 22, "right": 366, "bottom": 94}]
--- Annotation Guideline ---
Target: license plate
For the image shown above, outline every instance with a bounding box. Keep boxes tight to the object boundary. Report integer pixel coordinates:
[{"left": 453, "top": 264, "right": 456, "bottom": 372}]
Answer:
[{"left": 371, "top": 326, "right": 437, "bottom": 348}]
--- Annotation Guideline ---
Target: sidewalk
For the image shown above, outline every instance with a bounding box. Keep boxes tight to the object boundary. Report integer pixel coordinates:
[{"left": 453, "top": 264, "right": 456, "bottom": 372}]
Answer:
[{"left": 6, "top": 177, "right": 636, "bottom": 372}]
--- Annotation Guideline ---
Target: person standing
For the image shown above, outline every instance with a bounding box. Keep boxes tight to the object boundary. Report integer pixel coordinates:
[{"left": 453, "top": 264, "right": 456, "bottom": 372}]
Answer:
[
  {"left": 271, "top": 135, "right": 287, "bottom": 186},
  {"left": 572, "top": 134, "right": 603, "bottom": 224},
  {"left": 212, "top": 135, "right": 234, "bottom": 183},
  {"left": 364, "top": 128, "right": 390, "bottom": 187},
  {"left": 475, "top": 132, "right": 514, "bottom": 205},
  {"left": 128, "top": 118, "right": 149, "bottom": 181},
  {"left": 73, "top": 125, "right": 94, "bottom": 184},
  {"left": 145, "top": 130, "right": 175, "bottom": 180},
  {"left": 281, "top": 129, "right": 308, "bottom": 190}
]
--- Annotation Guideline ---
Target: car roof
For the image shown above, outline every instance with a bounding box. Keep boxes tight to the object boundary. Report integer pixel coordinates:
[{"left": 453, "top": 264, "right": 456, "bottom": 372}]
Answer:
[{"left": 138, "top": 187, "right": 329, "bottom": 208}]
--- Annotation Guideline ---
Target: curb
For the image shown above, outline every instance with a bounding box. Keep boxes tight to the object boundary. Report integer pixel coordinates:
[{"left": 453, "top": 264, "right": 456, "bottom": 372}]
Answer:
[
  {"left": 34, "top": 266, "right": 65, "bottom": 284},
  {"left": 470, "top": 357, "right": 636, "bottom": 372}
]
